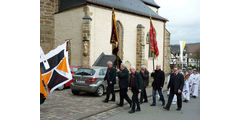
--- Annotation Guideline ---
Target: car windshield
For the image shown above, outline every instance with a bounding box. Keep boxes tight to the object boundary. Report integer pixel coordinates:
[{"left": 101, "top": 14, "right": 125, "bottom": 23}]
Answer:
[
  {"left": 72, "top": 67, "right": 79, "bottom": 73},
  {"left": 75, "top": 68, "right": 95, "bottom": 76}
]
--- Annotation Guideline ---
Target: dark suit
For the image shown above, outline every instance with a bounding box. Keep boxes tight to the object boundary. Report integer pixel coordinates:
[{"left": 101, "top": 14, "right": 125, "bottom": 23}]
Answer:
[
  {"left": 104, "top": 67, "right": 117, "bottom": 101},
  {"left": 140, "top": 69, "right": 149, "bottom": 103},
  {"left": 165, "top": 73, "right": 184, "bottom": 109},
  {"left": 117, "top": 68, "right": 132, "bottom": 106},
  {"left": 151, "top": 69, "right": 165, "bottom": 105},
  {"left": 129, "top": 72, "right": 143, "bottom": 111}
]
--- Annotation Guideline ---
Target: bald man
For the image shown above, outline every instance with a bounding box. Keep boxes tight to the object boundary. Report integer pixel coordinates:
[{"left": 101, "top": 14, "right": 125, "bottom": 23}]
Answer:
[{"left": 150, "top": 65, "right": 165, "bottom": 106}]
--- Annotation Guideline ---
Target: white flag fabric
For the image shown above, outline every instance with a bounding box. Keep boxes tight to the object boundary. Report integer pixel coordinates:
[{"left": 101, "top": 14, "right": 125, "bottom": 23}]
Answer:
[
  {"left": 40, "top": 41, "right": 72, "bottom": 95},
  {"left": 179, "top": 40, "right": 186, "bottom": 63}
]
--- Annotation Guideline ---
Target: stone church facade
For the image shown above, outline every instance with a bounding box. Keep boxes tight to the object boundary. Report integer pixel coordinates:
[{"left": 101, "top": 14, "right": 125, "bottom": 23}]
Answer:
[{"left": 40, "top": 0, "right": 171, "bottom": 73}]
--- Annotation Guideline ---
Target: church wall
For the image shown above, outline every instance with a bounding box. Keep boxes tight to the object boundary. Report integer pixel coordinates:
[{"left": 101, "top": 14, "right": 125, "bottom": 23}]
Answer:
[
  {"left": 54, "top": 7, "right": 84, "bottom": 66},
  {"left": 40, "top": 0, "right": 56, "bottom": 54},
  {"left": 89, "top": 5, "right": 165, "bottom": 72}
]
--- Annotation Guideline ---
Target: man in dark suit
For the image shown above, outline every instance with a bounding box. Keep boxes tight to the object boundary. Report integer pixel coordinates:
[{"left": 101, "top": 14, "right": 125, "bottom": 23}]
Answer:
[
  {"left": 103, "top": 61, "right": 116, "bottom": 103},
  {"left": 150, "top": 65, "right": 165, "bottom": 106},
  {"left": 164, "top": 67, "right": 184, "bottom": 111},
  {"left": 140, "top": 65, "right": 149, "bottom": 104},
  {"left": 117, "top": 63, "right": 132, "bottom": 107},
  {"left": 128, "top": 66, "right": 143, "bottom": 114}
]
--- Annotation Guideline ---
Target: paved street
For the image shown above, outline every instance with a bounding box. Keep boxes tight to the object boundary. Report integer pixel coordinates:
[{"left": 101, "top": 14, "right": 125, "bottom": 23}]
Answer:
[
  {"left": 41, "top": 86, "right": 199, "bottom": 120},
  {"left": 84, "top": 92, "right": 200, "bottom": 120},
  {"left": 40, "top": 87, "right": 152, "bottom": 120}
]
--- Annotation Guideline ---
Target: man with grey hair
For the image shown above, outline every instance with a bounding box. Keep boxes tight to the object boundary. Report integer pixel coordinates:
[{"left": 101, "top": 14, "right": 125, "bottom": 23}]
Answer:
[
  {"left": 139, "top": 65, "right": 149, "bottom": 104},
  {"left": 103, "top": 61, "right": 116, "bottom": 103},
  {"left": 116, "top": 63, "right": 132, "bottom": 107},
  {"left": 128, "top": 66, "right": 143, "bottom": 113}
]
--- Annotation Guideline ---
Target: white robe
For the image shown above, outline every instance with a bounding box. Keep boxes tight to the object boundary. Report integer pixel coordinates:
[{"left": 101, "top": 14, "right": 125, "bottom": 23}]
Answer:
[
  {"left": 189, "top": 74, "right": 200, "bottom": 97},
  {"left": 182, "top": 80, "right": 190, "bottom": 100},
  {"left": 188, "top": 76, "right": 193, "bottom": 95}
]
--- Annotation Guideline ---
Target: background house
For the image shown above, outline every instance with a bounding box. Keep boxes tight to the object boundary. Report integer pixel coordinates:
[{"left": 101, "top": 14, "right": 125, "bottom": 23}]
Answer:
[{"left": 170, "top": 43, "right": 200, "bottom": 69}]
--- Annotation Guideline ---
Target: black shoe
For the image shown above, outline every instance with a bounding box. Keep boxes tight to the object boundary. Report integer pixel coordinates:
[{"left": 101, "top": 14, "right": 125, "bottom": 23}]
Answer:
[
  {"left": 143, "top": 100, "right": 148, "bottom": 103},
  {"left": 150, "top": 103, "right": 156, "bottom": 106},
  {"left": 128, "top": 110, "right": 135, "bottom": 114},
  {"left": 136, "top": 108, "right": 141, "bottom": 112},
  {"left": 102, "top": 100, "right": 108, "bottom": 103},
  {"left": 117, "top": 104, "right": 123, "bottom": 107},
  {"left": 129, "top": 103, "right": 132, "bottom": 108},
  {"left": 183, "top": 100, "right": 189, "bottom": 103},
  {"left": 163, "top": 107, "right": 170, "bottom": 111},
  {"left": 176, "top": 108, "right": 181, "bottom": 111},
  {"left": 110, "top": 99, "right": 115, "bottom": 102},
  {"left": 162, "top": 103, "right": 165, "bottom": 106},
  {"left": 193, "top": 96, "right": 197, "bottom": 98}
]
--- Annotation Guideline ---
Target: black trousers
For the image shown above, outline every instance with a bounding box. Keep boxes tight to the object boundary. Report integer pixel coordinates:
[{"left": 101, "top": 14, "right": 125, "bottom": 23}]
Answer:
[
  {"left": 131, "top": 87, "right": 140, "bottom": 111},
  {"left": 165, "top": 92, "right": 182, "bottom": 109},
  {"left": 140, "top": 87, "right": 148, "bottom": 102},
  {"left": 119, "top": 88, "right": 132, "bottom": 105},
  {"left": 105, "top": 84, "right": 115, "bottom": 101}
]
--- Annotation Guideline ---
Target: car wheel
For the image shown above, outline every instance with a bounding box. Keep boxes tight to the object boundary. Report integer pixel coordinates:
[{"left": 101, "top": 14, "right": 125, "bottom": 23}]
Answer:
[
  {"left": 57, "top": 85, "right": 65, "bottom": 90},
  {"left": 71, "top": 90, "right": 79, "bottom": 95},
  {"left": 95, "top": 86, "right": 104, "bottom": 97}
]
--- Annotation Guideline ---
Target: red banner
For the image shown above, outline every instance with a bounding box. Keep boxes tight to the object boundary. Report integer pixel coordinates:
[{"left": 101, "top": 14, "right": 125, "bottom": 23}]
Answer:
[{"left": 150, "top": 20, "right": 159, "bottom": 57}]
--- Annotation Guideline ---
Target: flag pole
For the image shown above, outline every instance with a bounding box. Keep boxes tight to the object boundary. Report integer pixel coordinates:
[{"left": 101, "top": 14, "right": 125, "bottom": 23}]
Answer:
[{"left": 153, "top": 54, "right": 155, "bottom": 70}]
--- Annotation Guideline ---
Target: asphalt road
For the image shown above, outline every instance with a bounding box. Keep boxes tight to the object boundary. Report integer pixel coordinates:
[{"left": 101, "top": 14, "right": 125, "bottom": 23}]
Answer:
[{"left": 84, "top": 92, "right": 200, "bottom": 120}]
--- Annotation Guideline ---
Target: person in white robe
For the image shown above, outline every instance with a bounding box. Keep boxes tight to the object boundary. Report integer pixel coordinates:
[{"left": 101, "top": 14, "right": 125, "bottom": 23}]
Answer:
[
  {"left": 189, "top": 69, "right": 200, "bottom": 98},
  {"left": 182, "top": 73, "right": 190, "bottom": 102}
]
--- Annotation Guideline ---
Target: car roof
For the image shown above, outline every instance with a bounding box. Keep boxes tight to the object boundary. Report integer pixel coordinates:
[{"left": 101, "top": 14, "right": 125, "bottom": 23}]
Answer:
[{"left": 80, "top": 66, "right": 107, "bottom": 70}]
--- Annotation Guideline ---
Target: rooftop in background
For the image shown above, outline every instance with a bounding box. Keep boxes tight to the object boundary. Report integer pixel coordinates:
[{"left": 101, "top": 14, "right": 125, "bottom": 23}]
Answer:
[
  {"left": 171, "top": 43, "right": 200, "bottom": 56},
  {"left": 171, "top": 45, "right": 187, "bottom": 55},
  {"left": 58, "top": 0, "right": 167, "bottom": 22}
]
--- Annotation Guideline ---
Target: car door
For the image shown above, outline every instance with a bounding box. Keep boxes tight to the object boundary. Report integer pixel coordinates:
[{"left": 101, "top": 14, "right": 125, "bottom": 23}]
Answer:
[{"left": 99, "top": 68, "right": 108, "bottom": 89}]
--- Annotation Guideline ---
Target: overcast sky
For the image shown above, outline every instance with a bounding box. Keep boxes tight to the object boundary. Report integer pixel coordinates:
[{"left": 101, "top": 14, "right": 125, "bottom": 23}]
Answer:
[{"left": 156, "top": 0, "right": 200, "bottom": 45}]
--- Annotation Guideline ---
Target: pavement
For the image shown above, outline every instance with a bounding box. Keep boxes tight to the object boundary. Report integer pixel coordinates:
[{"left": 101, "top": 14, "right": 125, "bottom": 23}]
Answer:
[
  {"left": 83, "top": 91, "right": 200, "bottom": 120},
  {"left": 40, "top": 86, "right": 200, "bottom": 120},
  {"left": 40, "top": 87, "right": 152, "bottom": 120}
]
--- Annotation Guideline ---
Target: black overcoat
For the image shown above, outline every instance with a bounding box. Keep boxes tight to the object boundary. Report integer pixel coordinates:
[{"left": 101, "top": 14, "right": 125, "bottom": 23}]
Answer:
[
  {"left": 129, "top": 72, "right": 143, "bottom": 90},
  {"left": 117, "top": 68, "right": 129, "bottom": 89},
  {"left": 151, "top": 69, "right": 165, "bottom": 90},
  {"left": 104, "top": 67, "right": 117, "bottom": 84},
  {"left": 167, "top": 73, "right": 184, "bottom": 93}
]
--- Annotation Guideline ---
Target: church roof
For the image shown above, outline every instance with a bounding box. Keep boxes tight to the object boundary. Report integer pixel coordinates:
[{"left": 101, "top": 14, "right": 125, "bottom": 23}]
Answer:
[
  {"left": 140, "top": 0, "right": 160, "bottom": 8},
  {"left": 58, "top": 0, "right": 168, "bottom": 22}
]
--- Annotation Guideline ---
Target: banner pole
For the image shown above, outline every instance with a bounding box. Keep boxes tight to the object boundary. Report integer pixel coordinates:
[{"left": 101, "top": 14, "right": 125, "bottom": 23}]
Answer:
[{"left": 153, "top": 54, "right": 155, "bottom": 70}]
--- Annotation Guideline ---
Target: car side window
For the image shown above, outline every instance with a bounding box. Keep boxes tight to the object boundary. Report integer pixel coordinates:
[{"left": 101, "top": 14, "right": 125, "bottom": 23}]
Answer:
[
  {"left": 99, "top": 68, "right": 107, "bottom": 76},
  {"left": 102, "top": 68, "right": 107, "bottom": 75}
]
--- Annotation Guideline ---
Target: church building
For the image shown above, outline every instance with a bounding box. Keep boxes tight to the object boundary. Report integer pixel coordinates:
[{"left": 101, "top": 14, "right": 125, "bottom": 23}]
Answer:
[{"left": 41, "top": 0, "right": 171, "bottom": 73}]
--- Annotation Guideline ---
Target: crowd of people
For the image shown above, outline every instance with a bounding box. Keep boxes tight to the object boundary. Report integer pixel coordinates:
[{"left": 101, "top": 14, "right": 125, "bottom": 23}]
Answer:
[{"left": 102, "top": 61, "right": 200, "bottom": 113}]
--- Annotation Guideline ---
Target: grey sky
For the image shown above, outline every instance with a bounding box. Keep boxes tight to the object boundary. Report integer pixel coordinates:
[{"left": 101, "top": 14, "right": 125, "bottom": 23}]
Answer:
[{"left": 155, "top": 0, "right": 200, "bottom": 44}]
